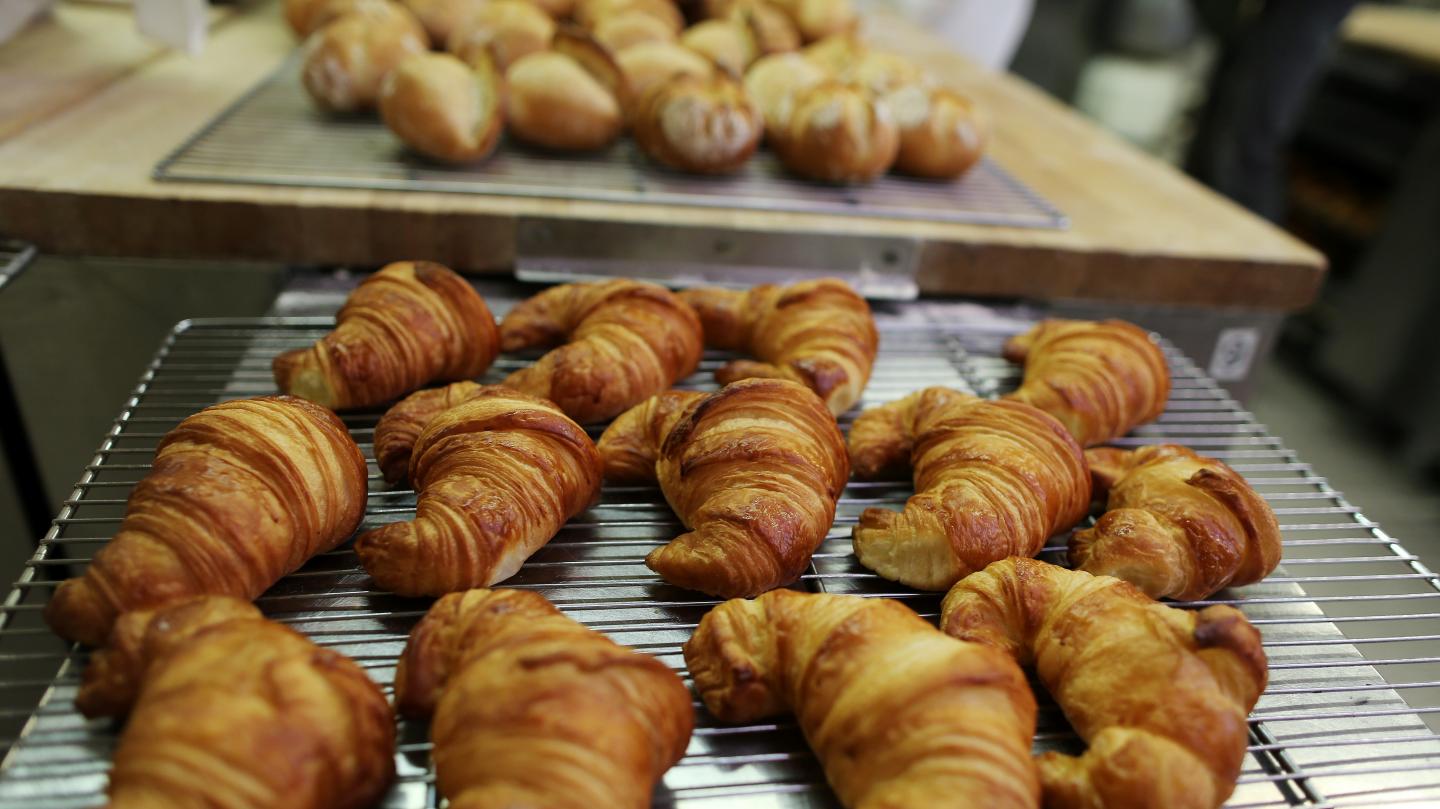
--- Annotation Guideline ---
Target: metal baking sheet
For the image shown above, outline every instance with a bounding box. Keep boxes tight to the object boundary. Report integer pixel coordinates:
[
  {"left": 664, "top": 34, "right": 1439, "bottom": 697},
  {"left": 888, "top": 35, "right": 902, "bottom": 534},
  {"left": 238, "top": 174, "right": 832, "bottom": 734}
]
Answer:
[
  {"left": 154, "top": 56, "right": 1068, "bottom": 229},
  {"left": 1, "top": 289, "right": 1438, "bottom": 807}
]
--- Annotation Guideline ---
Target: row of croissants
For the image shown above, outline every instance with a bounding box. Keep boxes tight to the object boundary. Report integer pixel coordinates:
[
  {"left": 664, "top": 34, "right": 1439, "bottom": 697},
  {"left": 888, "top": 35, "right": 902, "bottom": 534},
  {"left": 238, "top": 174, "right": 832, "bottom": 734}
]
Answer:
[
  {"left": 288, "top": 0, "right": 988, "bottom": 181},
  {"left": 45, "top": 262, "right": 1280, "bottom": 809}
]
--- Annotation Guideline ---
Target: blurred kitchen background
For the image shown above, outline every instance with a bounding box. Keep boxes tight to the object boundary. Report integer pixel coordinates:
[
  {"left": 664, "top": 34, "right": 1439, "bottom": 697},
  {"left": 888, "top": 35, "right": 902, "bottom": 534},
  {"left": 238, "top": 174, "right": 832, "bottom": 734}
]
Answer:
[{"left": 2, "top": 0, "right": 1438, "bottom": 584}]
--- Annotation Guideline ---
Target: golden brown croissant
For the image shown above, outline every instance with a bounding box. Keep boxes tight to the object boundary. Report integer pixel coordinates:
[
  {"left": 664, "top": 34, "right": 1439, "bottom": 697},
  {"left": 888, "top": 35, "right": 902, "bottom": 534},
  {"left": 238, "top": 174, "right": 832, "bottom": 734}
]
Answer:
[
  {"left": 273, "top": 261, "right": 500, "bottom": 411},
  {"left": 499, "top": 279, "right": 704, "bottom": 424},
  {"left": 597, "top": 378, "right": 848, "bottom": 597},
  {"left": 379, "top": 52, "right": 505, "bottom": 164},
  {"left": 373, "top": 380, "right": 483, "bottom": 483},
  {"left": 679, "top": 278, "right": 877, "bottom": 415},
  {"left": 686, "top": 589, "right": 1040, "bottom": 809},
  {"left": 1073, "top": 444, "right": 1282, "bottom": 600},
  {"left": 300, "top": 3, "right": 429, "bottom": 113},
  {"left": 941, "top": 558, "right": 1268, "bottom": 809},
  {"left": 1003, "top": 319, "right": 1171, "bottom": 447},
  {"left": 396, "top": 588, "right": 693, "bottom": 809},
  {"left": 632, "top": 72, "right": 763, "bottom": 174},
  {"left": 848, "top": 387, "right": 1091, "bottom": 590},
  {"left": 596, "top": 389, "right": 704, "bottom": 484},
  {"left": 354, "top": 386, "right": 603, "bottom": 596},
  {"left": 78, "top": 596, "right": 395, "bottom": 809},
  {"left": 45, "top": 396, "right": 367, "bottom": 647}
]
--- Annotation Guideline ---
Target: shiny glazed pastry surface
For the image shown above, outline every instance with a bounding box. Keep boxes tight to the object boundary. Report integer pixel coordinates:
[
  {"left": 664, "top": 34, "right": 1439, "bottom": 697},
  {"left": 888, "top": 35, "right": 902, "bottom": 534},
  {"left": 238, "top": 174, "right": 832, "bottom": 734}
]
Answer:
[
  {"left": 680, "top": 278, "right": 877, "bottom": 415},
  {"left": 848, "top": 387, "right": 1091, "bottom": 590},
  {"left": 355, "top": 386, "right": 603, "bottom": 596},
  {"left": 44, "top": 396, "right": 367, "bottom": 646},
  {"left": 942, "top": 558, "right": 1268, "bottom": 809},
  {"left": 686, "top": 589, "right": 1040, "bottom": 809},
  {"left": 499, "top": 279, "right": 704, "bottom": 423},
  {"left": 395, "top": 588, "right": 693, "bottom": 809},
  {"left": 1074, "top": 444, "right": 1283, "bottom": 600},
  {"left": 272, "top": 261, "right": 500, "bottom": 411},
  {"left": 79, "top": 596, "right": 395, "bottom": 809},
  {"left": 1003, "top": 318, "right": 1172, "bottom": 447}
]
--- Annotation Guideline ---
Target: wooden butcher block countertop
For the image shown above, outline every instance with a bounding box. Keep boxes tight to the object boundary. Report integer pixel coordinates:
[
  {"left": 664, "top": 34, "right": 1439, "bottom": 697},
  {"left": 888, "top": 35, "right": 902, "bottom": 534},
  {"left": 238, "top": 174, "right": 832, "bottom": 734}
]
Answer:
[{"left": 0, "top": 0, "right": 1324, "bottom": 308}]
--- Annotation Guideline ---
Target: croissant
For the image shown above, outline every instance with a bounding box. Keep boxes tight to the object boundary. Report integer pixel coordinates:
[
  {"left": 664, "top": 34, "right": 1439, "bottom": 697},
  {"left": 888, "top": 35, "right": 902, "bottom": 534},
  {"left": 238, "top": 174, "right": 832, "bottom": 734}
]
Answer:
[
  {"left": 679, "top": 278, "right": 877, "bottom": 415},
  {"left": 941, "top": 558, "right": 1268, "bottom": 809},
  {"left": 596, "top": 389, "right": 703, "bottom": 484},
  {"left": 1072, "top": 444, "right": 1282, "bottom": 600},
  {"left": 597, "top": 378, "right": 848, "bottom": 597},
  {"left": 396, "top": 589, "right": 693, "bottom": 809},
  {"left": 499, "top": 279, "right": 704, "bottom": 423},
  {"left": 78, "top": 596, "right": 394, "bottom": 809},
  {"left": 273, "top": 261, "right": 500, "bottom": 410},
  {"left": 379, "top": 52, "right": 505, "bottom": 164},
  {"left": 632, "top": 72, "right": 762, "bottom": 174},
  {"left": 686, "top": 589, "right": 1040, "bottom": 809},
  {"left": 45, "top": 396, "right": 367, "bottom": 647},
  {"left": 300, "top": 3, "right": 429, "bottom": 112},
  {"left": 354, "top": 386, "right": 603, "bottom": 596},
  {"left": 848, "top": 387, "right": 1091, "bottom": 591},
  {"left": 1003, "top": 319, "right": 1171, "bottom": 447}
]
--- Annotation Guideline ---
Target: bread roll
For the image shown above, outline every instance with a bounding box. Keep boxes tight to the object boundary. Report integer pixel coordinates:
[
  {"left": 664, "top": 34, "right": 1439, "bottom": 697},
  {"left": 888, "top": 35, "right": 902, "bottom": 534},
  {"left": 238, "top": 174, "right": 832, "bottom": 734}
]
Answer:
[
  {"left": 634, "top": 73, "right": 762, "bottom": 173},
  {"left": 617, "top": 40, "right": 713, "bottom": 106},
  {"left": 770, "top": 0, "right": 856, "bottom": 42},
  {"left": 447, "top": 0, "right": 556, "bottom": 70},
  {"left": 802, "top": 32, "right": 863, "bottom": 74},
  {"left": 594, "top": 8, "right": 677, "bottom": 52},
  {"left": 681, "top": 19, "right": 757, "bottom": 75},
  {"left": 506, "top": 51, "right": 624, "bottom": 150},
  {"left": 850, "top": 49, "right": 928, "bottom": 96},
  {"left": 529, "top": 0, "right": 576, "bottom": 17},
  {"left": 577, "top": 0, "right": 683, "bottom": 33},
  {"left": 399, "top": 0, "right": 490, "bottom": 44},
  {"left": 773, "top": 81, "right": 899, "bottom": 182},
  {"left": 727, "top": 0, "right": 801, "bottom": 55},
  {"left": 552, "top": 24, "right": 630, "bottom": 105},
  {"left": 301, "top": 3, "right": 429, "bottom": 112},
  {"left": 744, "top": 51, "right": 825, "bottom": 137},
  {"left": 380, "top": 53, "right": 504, "bottom": 164},
  {"left": 889, "top": 85, "right": 987, "bottom": 179},
  {"left": 284, "top": 0, "right": 377, "bottom": 37}
]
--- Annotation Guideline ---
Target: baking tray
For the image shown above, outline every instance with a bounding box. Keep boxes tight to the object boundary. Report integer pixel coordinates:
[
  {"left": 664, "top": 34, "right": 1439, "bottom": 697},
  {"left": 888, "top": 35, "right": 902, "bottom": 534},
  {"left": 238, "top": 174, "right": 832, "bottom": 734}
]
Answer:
[
  {"left": 0, "top": 291, "right": 1437, "bottom": 807},
  {"left": 153, "top": 55, "right": 1068, "bottom": 229}
]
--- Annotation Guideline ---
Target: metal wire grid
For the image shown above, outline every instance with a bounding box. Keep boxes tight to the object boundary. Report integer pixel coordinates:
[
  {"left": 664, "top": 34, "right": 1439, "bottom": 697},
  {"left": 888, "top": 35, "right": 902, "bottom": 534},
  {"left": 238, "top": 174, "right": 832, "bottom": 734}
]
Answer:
[
  {"left": 0, "top": 305, "right": 1438, "bottom": 807},
  {"left": 0, "top": 242, "right": 37, "bottom": 293},
  {"left": 153, "top": 56, "right": 1068, "bottom": 229}
]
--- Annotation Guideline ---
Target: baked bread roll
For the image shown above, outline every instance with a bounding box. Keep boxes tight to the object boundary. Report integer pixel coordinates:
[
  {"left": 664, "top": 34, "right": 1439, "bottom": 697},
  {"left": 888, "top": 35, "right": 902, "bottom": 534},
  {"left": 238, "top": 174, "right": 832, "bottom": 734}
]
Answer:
[
  {"left": 679, "top": 278, "right": 877, "bottom": 415},
  {"left": 800, "top": 31, "right": 862, "bottom": 74},
  {"left": 722, "top": 0, "right": 801, "bottom": 55},
  {"left": 597, "top": 379, "right": 848, "bottom": 597},
  {"left": 744, "top": 51, "right": 826, "bottom": 138},
  {"left": 942, "top": 558, "right": 1268, "bottom": 809},
  {"left": 848, "top": 387, "right": 1091, "bottom": 590},
  {"left": 769, "top": 0, "right": 856, "bottom": 42},
  {"left": 848, "top": 48, "right": 928, "bottom": 96},
  {"left": 397, "top": 589, "right": 693, "bottom": 809},
  {"left": 530, "top": 0, "right": 576, "bottom": 17},
  {"left": 633, "top": 72, "right": 762, "bottom": 173},
  {"left": 44, "top": 396, "right": 367, "bottom": 647},
  {"left": 594, "top": 7, "right": 677, "bottom": 52},
  {"left": 1004, "top": 319, "right": 1171, "bottom": 447},
  {"left": 772, "top": 81, "right": 899, "bottom": 182},
  {"left": 77, "top": 597, "right": 395, "bottom": 809},
  {"left": 273, "top": 261, "right": 500, "bottom": 410},
  {"left": 373, "top": 380, "right": 483, "bottom": 483},
  {"left": 577, "top": 0, "right": 684, "bottom": 33},
  {"left": 354, "top": 386, "right": 603, "bottom": 595},
  {"left": 284, "top": 0, "right": 375, "bottom": 37},
  {"left": 499, "top": 279, "right": 703, "bottom": 423},
  {"left": 301, "top": 2, "right": 429, "bottom": 113},
  {"left": 616, "top": 40, "right": 714, "bottom": 108},
  {"left": 399, "top": 0, "right": 489, "bottom": 44},
  {"left": 380, "top": 52, "right": 504, "bottom": 164},
  {"left": 681, "top": 19, "right": 757, "bottom": 75},
  {"left": 505, "top": 49, "right": 625, "bottom": 150},
  {"left": 1074, "top": 444, "right": 1282, "bottom": 600},
  {"left": 686, "top": 589, "right": 1040, "bottom": 809},
  {"left": 446, "top": 0, "right": 556, "bottom": 69},
  {"left": 889, "top": 85, "right": 987, "bottom": 179}
]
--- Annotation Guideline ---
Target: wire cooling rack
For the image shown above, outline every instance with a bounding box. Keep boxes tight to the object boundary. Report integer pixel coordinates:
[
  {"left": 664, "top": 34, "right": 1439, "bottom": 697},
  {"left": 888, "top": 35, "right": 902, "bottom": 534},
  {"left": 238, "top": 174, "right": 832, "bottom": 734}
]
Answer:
[
  {"left": 1, "top": 296, "right": 1438, "bottom": 808},
  {"left": 153, "top": 55, "right": 1067, "bottom": 229}
]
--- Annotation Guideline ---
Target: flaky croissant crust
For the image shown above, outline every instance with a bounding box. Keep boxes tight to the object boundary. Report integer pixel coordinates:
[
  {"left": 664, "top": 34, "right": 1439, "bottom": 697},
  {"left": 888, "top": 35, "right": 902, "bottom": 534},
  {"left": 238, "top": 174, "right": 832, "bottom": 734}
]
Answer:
[
  {"left": 685, "top": 589, "right": 1040, "bottom": 809},
  {"left": 499, "top": 279, "right": 703, "bottom": 424},
  {"left": 395, "top": 589, "right": 693, "bottom": 809},
  {"left": 941, "top": 557, "right": 1267, "bottom": 809},
  {"left": 1073, "top": 444, "right": 1282, "bottom": 600},
  {"left": 79, "top": 596, "right": 394, "bottom": 809},
  {"left": 45, "top": 396, "right": 368, "bottom": 647},
  {"left": 680, "top": 278, "right": 878, "bottom": 415}
]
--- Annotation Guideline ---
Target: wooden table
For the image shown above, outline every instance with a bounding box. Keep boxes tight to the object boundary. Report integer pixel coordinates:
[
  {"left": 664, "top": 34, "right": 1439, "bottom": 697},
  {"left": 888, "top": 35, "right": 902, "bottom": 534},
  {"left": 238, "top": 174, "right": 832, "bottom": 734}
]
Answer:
[{"left": 0, "top": 0, "right": 1325, "bottom": 309}]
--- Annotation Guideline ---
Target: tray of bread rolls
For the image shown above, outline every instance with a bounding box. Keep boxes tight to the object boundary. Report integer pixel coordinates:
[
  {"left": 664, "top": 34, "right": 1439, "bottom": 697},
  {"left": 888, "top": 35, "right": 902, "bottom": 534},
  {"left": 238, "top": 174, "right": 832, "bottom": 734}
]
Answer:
[
  {"left": 1, "top": 271, "right": 1438, "bottom": 808},
  {"left": 154, "top": 0, "right": 1068, "bottom": 229}
]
